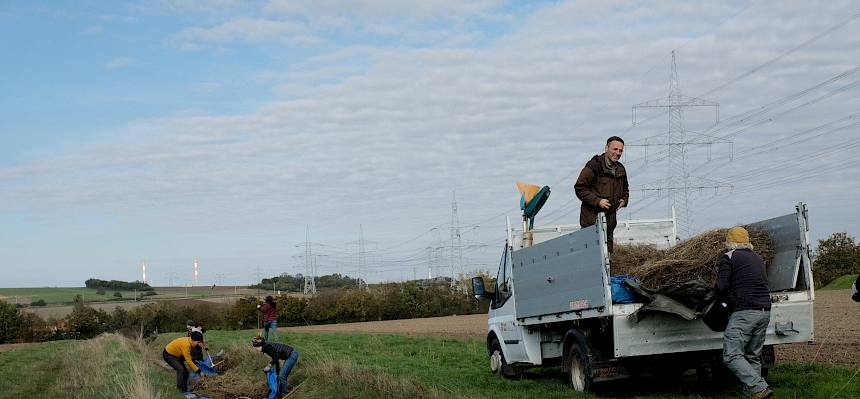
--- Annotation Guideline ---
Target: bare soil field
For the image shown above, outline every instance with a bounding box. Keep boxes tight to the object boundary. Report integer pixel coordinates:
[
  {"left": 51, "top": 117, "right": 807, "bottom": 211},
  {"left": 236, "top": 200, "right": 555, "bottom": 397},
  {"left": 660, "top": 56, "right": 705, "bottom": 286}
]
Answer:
[{"left": 290, "top": 289, "right": 860, "bottom": 367}]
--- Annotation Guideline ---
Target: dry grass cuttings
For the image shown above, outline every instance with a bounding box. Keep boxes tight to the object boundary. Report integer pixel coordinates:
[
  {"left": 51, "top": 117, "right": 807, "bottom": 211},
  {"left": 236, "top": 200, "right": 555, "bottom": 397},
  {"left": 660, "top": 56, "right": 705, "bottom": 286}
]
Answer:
[
  {"left": 619, "top": 226, "right": 774, "bottom": 291},
  {"left": 611, "top": 244, "right": 666, "bottom": 276},
  {"left": 191, "top": 345, "right": 271, "bottom": 399},
  {"left": 298, "top": 357, "right": 445, "bottom": 399}
]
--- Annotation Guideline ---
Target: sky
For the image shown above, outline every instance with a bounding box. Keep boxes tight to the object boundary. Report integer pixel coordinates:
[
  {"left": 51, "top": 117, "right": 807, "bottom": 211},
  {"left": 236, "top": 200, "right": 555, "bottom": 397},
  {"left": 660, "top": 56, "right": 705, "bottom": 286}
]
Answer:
[{"left": 1, "top": 0, "right": 858, "bottom": 288}]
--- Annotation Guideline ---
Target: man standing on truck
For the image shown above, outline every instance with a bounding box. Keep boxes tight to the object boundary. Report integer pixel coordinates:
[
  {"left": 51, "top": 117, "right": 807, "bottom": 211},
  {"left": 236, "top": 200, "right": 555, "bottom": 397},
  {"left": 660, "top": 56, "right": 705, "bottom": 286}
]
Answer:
[
  {"left": 574, "top": 136, "right": 629, "bottom": 253},
  {"left": 715, "top": 227, "right": 773, "bottom": 399}
]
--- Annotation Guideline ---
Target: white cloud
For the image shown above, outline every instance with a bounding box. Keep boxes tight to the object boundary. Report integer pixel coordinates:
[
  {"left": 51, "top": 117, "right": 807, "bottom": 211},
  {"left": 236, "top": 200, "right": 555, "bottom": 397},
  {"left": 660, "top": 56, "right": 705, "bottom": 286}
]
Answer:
[
  {"left": 3, "top": 0, "right": 859, "bottom": 284},
  {"left": 104, "top": 57, "right": 139, "bottom": 69},
  {"left": 171, "top": 17, "right": 318, "bottom": 49},
  {"left": 264, "top": 0, "right": 505, "bottom": 20}
]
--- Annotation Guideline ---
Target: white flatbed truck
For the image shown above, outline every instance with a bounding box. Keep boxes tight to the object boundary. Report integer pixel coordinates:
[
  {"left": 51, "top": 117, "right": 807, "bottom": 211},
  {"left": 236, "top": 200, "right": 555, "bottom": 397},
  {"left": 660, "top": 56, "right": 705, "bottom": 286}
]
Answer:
[{"left": 471, "top": 203, "right": 814, "bottom": 391}]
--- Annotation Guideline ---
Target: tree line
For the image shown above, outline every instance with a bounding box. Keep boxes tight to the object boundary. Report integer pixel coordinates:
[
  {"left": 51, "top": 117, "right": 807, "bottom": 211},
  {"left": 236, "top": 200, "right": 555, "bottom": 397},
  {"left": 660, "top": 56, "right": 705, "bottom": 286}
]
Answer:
[
  {"left": 85, "top": 278, "right": 154, "bottom": 291},
  {"left": 0, "top": 280, "right": 488, "bottom": 344},
  {"left": 249, "top": 273, "right": 361, "bottom": 292}
]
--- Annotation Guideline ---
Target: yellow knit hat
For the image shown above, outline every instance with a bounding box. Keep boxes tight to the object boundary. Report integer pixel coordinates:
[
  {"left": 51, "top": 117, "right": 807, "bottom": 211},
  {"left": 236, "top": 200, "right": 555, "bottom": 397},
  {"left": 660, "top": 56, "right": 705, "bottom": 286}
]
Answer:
[{"left": 726, "top": 226, "right": 750, "bottom": 244}]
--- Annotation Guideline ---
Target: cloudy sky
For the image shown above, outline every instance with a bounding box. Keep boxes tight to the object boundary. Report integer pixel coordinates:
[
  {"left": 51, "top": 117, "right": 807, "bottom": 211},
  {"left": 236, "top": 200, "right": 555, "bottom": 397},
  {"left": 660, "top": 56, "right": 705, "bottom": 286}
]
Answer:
[{"left": 1, "top": 0, "right": 858, "bottom": 288}]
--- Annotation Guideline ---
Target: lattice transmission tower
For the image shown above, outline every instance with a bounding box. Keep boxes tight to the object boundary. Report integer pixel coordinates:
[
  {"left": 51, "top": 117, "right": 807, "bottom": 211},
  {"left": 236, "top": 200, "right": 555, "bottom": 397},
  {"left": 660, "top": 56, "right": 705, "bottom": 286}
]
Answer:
[
  {"left": 450, "top": 192, "right": 463, "bottom": 286},
  {"left": 631, "top": 51, "right": 732, "bottom": 237},
  {"left": 303, "top": 226, "right": 317, "bottom": 295}
]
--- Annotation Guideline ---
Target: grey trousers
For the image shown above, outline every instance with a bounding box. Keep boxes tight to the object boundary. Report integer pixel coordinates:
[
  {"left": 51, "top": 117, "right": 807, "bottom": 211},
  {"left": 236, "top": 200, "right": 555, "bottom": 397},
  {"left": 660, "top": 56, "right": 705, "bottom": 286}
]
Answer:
[{"left": 722, "top": 309, "right": 770, "bottom": 393}]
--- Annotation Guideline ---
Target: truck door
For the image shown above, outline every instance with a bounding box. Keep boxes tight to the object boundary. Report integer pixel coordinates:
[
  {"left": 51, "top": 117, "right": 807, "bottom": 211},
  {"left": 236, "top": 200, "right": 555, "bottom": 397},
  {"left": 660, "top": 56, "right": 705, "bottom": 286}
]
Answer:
[{"left": 490, "top": 243, "right": 527, "bottom": 363}]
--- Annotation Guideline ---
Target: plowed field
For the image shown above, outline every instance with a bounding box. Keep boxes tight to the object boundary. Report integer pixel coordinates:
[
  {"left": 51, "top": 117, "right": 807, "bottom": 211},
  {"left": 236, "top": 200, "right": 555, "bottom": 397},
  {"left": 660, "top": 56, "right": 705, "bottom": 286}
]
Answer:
[{"left": 290, "top": 290, "right": 860, "bottom": 367}]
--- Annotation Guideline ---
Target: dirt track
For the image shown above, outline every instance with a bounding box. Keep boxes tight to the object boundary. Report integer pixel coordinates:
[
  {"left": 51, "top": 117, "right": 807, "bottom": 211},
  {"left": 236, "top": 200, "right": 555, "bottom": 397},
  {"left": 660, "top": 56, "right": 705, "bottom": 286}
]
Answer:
[{"left": 290, "top": 290, "right": 860, "bottom": 367}]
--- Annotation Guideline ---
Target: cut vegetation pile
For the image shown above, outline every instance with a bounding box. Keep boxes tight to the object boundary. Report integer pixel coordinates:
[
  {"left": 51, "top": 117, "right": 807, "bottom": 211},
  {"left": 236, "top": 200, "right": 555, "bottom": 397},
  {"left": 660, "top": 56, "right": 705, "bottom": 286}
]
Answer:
[
  {"left": 613, "top": 227, "right": 775, "bottom": 291},
  {"left": 189, "top": 346, "right": 270, "bottom": 399}
]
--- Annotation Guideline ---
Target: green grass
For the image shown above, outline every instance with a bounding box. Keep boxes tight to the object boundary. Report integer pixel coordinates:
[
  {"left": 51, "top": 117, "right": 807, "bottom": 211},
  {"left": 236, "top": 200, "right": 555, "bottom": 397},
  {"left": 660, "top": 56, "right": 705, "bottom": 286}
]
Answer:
[
  {"left": 0, "top": 286, "right": 263, "bottom": 306},
  {"left": 821, "top": 274, "right": 858, "bottom": 290},
  {"left": 4, "top": 331, "right": 859, "bottom": 399},
  {"left": 0, "top": 341, "right": 73, "bottom": 398},
  {"left": 199, "top": 330, "right": 860, "bottom": 399}
]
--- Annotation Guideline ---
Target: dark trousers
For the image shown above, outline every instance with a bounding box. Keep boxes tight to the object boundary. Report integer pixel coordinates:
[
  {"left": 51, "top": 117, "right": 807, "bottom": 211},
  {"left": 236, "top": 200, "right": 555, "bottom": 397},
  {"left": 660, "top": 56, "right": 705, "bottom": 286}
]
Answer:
[
  {"left": 580, "top": 210, "right": 617, "bottom": 253},
  {"left": 163, "top": 349, "right": 190, "bottom": 392}
]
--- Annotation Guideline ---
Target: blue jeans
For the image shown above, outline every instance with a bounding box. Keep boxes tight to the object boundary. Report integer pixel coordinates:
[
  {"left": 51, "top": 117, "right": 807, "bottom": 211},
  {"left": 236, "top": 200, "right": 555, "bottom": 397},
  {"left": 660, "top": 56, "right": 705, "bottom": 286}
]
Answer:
[
  {"left": 278, "top": 350, "right": 299, "bottom": 394},
  {"left": 723, "top": 309, "right": 770, "bottom": 394},
  {"left": 263, "top": 320, "right": 278, "bottom": 343}
]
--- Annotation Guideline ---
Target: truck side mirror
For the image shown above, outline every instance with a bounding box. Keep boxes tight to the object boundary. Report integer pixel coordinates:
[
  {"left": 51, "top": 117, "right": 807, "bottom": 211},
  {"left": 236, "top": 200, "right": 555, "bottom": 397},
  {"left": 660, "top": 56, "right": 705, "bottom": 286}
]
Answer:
[{"left": 472, "top": 276, "right": 492, "bottom": 302}]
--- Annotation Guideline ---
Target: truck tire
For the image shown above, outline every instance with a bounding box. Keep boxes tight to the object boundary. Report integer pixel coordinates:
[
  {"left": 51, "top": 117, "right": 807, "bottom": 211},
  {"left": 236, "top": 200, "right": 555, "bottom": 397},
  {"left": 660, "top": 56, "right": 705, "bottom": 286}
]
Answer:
[
  {"left": 568, "top": 343, "right": 592, "bottom": 392},
  {"left": 490, "top": 338, "right": 522, "bottom": 379}
]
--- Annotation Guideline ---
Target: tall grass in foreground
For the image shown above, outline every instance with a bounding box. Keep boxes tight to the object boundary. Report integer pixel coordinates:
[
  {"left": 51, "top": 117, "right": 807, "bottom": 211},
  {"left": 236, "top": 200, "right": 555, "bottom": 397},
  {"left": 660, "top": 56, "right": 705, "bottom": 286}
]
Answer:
[
  {"left": 3, "top": 330, "right": 859, "bottom": 398},
  {"left": 51, "top": 334, "right": 169, "bottom": 399}
]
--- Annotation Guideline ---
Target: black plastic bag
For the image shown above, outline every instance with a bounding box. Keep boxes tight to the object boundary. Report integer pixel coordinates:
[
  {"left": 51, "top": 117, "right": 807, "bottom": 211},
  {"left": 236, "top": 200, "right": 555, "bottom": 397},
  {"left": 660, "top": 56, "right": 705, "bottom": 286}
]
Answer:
[{"left": 703, "top": 300, "right": 731, "bottom": 332}]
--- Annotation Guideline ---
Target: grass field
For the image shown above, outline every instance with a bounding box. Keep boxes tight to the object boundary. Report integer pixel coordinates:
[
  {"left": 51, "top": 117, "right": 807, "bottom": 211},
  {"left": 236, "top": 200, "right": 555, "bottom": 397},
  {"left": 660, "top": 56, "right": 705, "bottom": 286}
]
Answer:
[
  {"left": 0, "top": 286, "right": 269, "bottom": 306},
  {"left": 822, "top": 274, "right": 858, "bottom": 290},
  {"left": 2, "top": 330, "right": 858, "bottom": 399}
]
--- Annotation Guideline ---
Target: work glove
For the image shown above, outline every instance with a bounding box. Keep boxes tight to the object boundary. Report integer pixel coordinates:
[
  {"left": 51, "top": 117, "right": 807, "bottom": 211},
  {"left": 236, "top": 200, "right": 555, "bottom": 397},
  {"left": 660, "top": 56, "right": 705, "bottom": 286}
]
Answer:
[
  {"left": 257, "top": 304, "right": 262, "bottom": 309},
  {"left": 263, "top": 364, "right": 272, "bottom": 372}
]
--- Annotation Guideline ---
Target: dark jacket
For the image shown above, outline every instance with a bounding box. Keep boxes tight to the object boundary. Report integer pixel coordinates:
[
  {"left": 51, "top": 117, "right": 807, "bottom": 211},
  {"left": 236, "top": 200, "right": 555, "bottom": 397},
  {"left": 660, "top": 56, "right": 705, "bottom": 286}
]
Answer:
[
  {"left": 574, "top": 154, "right": 629, "bottom": 227},
  {"left": 261, "top": 342, "right": 295, "bottom": 364},
  {"left": 714, "top": 248, "right": 771, "bottom": 311},
  {"left": 260, "top": 302, "right": 278, "bottom": 321}
]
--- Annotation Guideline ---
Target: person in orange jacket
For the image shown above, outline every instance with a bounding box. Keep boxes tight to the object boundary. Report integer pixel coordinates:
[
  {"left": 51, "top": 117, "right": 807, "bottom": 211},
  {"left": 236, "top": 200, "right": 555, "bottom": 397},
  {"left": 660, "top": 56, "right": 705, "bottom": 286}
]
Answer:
[{"left": 163, "top": 331, "right": 205, "bottom": 396}]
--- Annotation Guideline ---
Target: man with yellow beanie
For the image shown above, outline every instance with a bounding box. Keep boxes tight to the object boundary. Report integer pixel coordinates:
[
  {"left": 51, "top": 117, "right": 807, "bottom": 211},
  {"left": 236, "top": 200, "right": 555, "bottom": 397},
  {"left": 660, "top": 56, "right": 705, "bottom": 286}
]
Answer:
[{"left": 714, "top": 227, "right": 773, "bottom": 399}]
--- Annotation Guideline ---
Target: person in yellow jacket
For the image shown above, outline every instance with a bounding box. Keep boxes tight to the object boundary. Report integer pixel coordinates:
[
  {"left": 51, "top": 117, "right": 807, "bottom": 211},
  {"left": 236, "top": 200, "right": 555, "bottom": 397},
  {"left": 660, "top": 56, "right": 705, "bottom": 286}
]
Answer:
[{"left": 163, "top": 331, "right": 205, "bottom": 396}]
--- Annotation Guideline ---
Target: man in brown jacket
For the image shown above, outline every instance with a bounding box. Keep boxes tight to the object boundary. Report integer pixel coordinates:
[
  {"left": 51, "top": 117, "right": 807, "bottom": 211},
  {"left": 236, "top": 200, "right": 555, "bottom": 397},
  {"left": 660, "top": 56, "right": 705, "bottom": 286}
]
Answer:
[{"left": 574, "top": 136, "right": 629, "bottom": 252}]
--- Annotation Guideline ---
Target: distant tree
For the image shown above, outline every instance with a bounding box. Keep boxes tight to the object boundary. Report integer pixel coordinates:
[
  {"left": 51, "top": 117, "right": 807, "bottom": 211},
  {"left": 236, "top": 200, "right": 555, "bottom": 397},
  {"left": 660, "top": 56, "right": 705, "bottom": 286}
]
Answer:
[
  {"left": 85, "top": 278, "right": 153, "bottom": 291},
  {"left": 251, "top": 273, "right": 360, "bottom": 292},
  {"left": 229, "top": 297, "right": 261, "bottom": 329},
  {"left": 66, "top": 295, "right": 111, "bottom": 339},
  {"left": 113, "top": 292, "right": 123, "bottom": 298},
  {"left": 0, "top": 301, "right": 21, "bottom": 344},
  {"left": 16, "top": 312, "right": 48, "bottom": 343},
  {"left": 31, "top": 299, "right": 47, "bottom": 307},
  {"left": 277, "top": 296, "right": 308, "bottom": 325},
  {"left": 813, "top": 232, "right": 860, "bottom": 288}
]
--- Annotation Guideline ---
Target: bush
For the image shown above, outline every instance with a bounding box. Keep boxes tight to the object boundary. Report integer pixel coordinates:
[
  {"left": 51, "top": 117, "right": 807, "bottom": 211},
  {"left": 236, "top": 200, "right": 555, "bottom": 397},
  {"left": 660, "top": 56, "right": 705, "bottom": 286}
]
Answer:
[
  {"left": 31, "top": 299, "right": 47, "bottom": 307},
  {"left": 66, "top": 295, "right": 111, "bottom": 339},
  {"left": 16, "top": 312, "right": 48, "bottom": 342},
  {"left": 278, "top": 296, "right": 308, "bottom": 325},
  {"left": 113, "top": 292, "right": 122, "bottom": 298},
  {"left": 229, "top": 297, "right": 261, "bottom": 330},
  {"left": 813, "top": 232, "right": 860, "bottom": 288},
  {"left": 0, "top": 301, "right": 21, "bottom": 344}
]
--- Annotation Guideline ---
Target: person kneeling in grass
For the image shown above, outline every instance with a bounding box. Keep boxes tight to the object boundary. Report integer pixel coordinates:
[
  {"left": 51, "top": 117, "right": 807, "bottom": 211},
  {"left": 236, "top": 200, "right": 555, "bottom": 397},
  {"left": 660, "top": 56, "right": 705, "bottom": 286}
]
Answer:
[
  {"left": 164, "top": 331, "right": 205, "bottom": 397},
  {"left": 253, "top": 335, "right": 299, "bottom": 396}
]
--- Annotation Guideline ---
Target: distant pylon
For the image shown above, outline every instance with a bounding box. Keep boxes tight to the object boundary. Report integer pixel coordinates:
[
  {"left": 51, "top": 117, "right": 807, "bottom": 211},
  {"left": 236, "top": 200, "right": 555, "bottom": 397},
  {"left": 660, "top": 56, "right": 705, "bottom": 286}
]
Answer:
[
  {"left": 303, "top": 226, "right": 316, "bottom": 295},
  {"left": 631, "top": 51, "right": 731, "bottom": 237},
  {"left": 358, "top": 224, "right": 367, "bottom": 289},
  {"left": 450, "top": 192, "right": 463, "bottom": 286}
]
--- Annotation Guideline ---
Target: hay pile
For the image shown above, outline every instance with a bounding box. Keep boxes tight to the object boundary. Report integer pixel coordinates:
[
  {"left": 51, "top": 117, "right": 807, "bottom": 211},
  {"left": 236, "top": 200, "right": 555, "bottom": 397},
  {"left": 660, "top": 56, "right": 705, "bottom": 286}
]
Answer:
[
  {"left": 191, "top": 346, "right": 271, "bottom": 399},
  {"left": 615, "top": 226, "right": 774, "bottom": 292}
]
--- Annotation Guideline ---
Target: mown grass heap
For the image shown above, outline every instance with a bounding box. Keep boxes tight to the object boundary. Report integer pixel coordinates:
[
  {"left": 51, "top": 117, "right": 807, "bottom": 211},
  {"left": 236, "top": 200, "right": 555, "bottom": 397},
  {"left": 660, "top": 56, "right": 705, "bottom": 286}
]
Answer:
[
  {"left": 613, "top": 227, "right": 774, "bottom": 291},
  {"left": 191, "top": 346, "right": 270, "bottom": 399}
]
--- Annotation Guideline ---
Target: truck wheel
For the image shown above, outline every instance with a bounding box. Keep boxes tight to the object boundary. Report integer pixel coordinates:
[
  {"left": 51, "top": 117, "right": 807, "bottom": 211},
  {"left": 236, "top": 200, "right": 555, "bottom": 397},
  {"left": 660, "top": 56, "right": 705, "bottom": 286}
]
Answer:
[
  {"left": 490, "top": 338, "right": 522, "bottom": 379},
  {"left": 568, "top": 344, "right": 592, "bottom": 392}
]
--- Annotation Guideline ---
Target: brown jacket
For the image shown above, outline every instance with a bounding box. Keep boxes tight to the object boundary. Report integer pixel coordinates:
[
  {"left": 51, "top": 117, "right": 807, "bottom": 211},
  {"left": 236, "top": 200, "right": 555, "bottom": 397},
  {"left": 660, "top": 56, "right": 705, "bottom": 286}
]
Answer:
[{"left": 574, "top": 154, "right": 629, "bottom": 226}]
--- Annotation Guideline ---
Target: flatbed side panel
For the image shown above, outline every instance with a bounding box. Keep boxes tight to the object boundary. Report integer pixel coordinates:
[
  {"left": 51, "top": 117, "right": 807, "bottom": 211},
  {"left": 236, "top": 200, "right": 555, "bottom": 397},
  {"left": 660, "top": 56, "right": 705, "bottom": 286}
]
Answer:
[
  {"left": 749, "top": 213, "right": 803, "bottom": 291},
  {"left": 513, "top": 224, "right": 606, "bottom": 319},
  {"left": 613, "top": 300, "right": 813, "bottom": 357}
]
